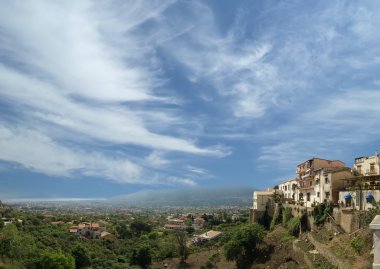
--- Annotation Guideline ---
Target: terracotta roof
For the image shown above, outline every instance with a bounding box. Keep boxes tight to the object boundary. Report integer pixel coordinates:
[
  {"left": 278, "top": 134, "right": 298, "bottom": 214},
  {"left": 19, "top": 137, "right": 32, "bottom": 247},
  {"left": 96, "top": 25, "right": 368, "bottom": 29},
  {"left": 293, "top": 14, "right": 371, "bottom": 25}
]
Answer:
[
  {"left": 51, "top": 221, "right": 65, "bottom": 225},
  {"left": 100, "top": 231, "right": 111, "bottom": 238},
  {"left": 69, "top": 229, "right": 78, "bottom": 233},
  {"left": 164, "top": 224, "right": 183, "bottom": 229}
]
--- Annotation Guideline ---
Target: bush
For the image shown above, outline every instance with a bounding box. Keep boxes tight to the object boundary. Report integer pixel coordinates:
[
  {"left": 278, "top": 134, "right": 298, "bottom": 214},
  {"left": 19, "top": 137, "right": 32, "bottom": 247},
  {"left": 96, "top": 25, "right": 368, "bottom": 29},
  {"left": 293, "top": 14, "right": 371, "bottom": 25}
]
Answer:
[
  {"left": 287, "top": 217, "right": 300, "bottom": 236},
  {"left": 350, "top": 236, "right": 364, "bottom": 254},
  {"left": 282, "top": 207, "right": 292, "bottom": 227},
  {"left": 270, "top": 205, "right": 282, "bottom": 231},
  {"left": 313, "top": 202, "right": 333, "bottom": 225},
  {"left": 224, "top": 224, "right": 265, "bottom": 268},
  {"left": 39, "top": 251, "right": 75, "bottom": 269}
]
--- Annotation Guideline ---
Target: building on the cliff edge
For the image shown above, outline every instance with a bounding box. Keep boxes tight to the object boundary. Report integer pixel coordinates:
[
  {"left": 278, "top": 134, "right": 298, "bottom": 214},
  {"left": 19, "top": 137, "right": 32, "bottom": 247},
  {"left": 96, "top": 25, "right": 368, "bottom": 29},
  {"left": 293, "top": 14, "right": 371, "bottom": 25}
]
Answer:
[
  {"left": 249, "top": 188, "right": 281, "bottom": 223},
  {"left": 339, "top": 153, "right": 380, "bottom": 211},
  {"left": 278, "top": 178, "right": 297, "bottom": 201}
]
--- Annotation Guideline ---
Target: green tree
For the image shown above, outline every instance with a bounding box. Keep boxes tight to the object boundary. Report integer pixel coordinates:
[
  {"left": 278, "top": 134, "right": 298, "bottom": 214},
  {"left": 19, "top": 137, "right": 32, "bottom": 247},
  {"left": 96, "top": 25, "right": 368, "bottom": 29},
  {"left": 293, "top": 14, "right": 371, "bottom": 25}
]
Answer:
[
  {"left": 174, "top": 231, "right": 189, "bottom": 265},
  {"left": 116, "top": 223, "right": 132, "bottom": 239},
  {"left": 39, "top": 251, "right": 75, "bottom": 269},
  {"left": 130, "top": 220, "right": 151, "bottom": 236},
  {"left": 1, "top": 223, "right": 36, "bottom": 260},
  {"left": 129, "top": 245, "right": 152, "bottom": 269},
  {"left": 224, "top": 224, "right": 264, "bottom": 269},
  {"left": 71, "top": 245, "right": 91, "bottom": 268},
  {"left": 185, "top": 226, "right": 195, "bottom": 234}
]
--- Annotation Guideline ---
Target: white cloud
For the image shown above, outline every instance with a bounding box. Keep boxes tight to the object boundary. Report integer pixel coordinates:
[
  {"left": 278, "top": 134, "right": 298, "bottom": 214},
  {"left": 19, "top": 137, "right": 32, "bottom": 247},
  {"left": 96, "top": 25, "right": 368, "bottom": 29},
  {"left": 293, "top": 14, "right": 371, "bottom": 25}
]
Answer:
[
  {"left": 145, "top": 151, "right": 170, "bottom": 168},
  {"left": 0, "top": 0, "right": 228, "bottom": 186},
  {"left": 186, "top": 165, "right": 208, "bottom": 175},
  {"left": 167, "top": 177, "right": 197, "bottom": 187},
  {"left": 0, "top": 125, "right": 141, "bottom": 183},
  {"left": 0, "top": 64, "right": 224, "bottom": 156}
]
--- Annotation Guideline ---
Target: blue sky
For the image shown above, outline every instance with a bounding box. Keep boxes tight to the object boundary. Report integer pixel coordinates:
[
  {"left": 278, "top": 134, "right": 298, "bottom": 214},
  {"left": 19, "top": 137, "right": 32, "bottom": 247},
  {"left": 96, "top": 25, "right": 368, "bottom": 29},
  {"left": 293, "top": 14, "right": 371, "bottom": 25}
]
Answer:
[{"left": 1, "top": 0, "right": 380, "bottom": 199}]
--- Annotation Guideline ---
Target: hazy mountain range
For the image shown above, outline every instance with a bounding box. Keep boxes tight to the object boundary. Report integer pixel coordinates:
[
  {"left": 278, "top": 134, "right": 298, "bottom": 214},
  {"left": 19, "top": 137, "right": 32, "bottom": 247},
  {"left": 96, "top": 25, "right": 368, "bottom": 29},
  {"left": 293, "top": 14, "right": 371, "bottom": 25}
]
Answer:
[{"left": 111, "top": 186, "right": 256, "bottom": 206}]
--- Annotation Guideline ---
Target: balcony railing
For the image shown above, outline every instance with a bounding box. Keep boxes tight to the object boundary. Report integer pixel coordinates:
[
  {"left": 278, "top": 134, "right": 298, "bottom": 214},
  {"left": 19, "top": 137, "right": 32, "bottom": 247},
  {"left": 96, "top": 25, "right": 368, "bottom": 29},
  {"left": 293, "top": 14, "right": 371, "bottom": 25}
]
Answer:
[
  {"left": 343, "top": 184, "right": 380, "bottom": 191},
  {"left": 366, "top": 169, "right": 378, "bottom": 176}
]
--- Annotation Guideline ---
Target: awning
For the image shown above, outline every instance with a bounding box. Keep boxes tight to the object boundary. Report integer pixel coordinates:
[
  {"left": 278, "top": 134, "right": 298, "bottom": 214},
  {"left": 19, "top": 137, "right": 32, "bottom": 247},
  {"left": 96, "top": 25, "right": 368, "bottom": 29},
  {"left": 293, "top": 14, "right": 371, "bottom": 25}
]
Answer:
[{"left": 344, "top": 193, "right": 352, "bottom": 199}]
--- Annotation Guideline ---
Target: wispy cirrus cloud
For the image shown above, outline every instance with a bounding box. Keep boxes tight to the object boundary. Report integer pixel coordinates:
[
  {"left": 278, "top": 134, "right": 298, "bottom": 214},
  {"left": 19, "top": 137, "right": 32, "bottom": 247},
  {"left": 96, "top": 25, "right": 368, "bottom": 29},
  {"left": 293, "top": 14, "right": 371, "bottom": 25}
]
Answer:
[
  {"left": 2, "top": 0, "right": 380, "bottom": 194},
  {"left": 0, "top": 0, "right": 228, "bottom": 186},
  {"left": 156, "top": 1, "right": 380, "bottom": 177},
  {"left": 0, "top": 125, "right": 142, "bottom": 183}
]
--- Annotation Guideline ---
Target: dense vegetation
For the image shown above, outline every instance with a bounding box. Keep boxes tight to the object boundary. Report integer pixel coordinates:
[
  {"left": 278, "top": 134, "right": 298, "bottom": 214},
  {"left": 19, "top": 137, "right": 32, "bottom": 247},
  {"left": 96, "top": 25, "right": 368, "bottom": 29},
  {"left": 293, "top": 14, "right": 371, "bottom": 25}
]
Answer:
[
  {"left": 224, "top": 224, "right": 264, "bottom": 269},
  {"left": 0, "top": 206, "right": 249, "bottom": 269}
]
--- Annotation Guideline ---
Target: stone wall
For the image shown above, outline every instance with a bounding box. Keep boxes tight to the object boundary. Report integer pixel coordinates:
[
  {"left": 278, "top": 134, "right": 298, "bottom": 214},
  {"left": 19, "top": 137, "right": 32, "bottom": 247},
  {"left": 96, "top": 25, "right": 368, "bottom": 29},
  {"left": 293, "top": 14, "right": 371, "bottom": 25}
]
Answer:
[
  {"left": 249, "top": 209, "right": 265, "bottom": 224},
  {"left": 339, "top": 209, "right": 359, "bottom": 233},
  {"left": 307, "top": 233, "right": 351, "bottom": 269},
  {"left": 282, "top": 204, "right": 315, "bottom": 230}
]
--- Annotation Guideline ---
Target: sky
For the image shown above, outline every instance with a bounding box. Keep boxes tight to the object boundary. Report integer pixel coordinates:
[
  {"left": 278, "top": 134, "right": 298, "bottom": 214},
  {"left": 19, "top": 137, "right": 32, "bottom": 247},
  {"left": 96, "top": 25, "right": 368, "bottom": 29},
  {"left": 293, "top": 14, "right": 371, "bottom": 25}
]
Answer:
[{"left": 1, "top": 0, "right": 380, "bottom": 199}]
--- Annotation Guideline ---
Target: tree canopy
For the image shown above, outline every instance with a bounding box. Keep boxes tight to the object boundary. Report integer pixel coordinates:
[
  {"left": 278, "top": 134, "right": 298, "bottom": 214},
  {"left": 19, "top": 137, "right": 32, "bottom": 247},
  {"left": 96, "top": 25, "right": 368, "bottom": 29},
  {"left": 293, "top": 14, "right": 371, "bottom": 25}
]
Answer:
[{"left": 224, "top": 224, "right": 264, "bottom": 268}]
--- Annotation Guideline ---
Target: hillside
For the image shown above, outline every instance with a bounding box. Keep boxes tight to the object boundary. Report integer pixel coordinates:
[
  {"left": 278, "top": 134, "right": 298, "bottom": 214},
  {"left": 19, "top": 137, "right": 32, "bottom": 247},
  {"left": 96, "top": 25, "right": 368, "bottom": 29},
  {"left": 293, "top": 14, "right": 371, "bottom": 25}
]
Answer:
[{"left": 111, "top": 186, "right": 256, "bottom": 206}]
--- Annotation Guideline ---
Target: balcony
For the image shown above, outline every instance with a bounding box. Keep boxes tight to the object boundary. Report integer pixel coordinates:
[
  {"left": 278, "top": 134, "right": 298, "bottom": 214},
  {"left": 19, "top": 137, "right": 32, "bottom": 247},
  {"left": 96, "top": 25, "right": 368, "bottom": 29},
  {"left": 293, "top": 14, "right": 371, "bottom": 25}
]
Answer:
[
  {"left": 355, "top": 158, "right": 364, "bottom": 164},
  {"left": 366, "top": 169, "right": 379, "bottom": 176},
  {"left": 298, "top": 186, "right": 314, "bottom": 191},
  {"left": 344, "top": 181, "right": 380, "bottom": 191}
]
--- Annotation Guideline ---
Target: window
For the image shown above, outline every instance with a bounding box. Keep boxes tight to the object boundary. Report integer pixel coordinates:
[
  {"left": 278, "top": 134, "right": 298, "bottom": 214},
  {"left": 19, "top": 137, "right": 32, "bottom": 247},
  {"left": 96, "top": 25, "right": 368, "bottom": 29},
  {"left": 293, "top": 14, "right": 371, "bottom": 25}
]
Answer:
[
  {"left": 345, "top": 197, "right": 351, "bottom": 207},
  {"left": 370, "top": 163, "right": 375, "bottom": 172},
  {"left": 325, "top": 192, "right": 330, "bottom": 199},
  {"left": 325, "top": 177, "right": 329, "bottom": 184},
  {"left": 317, "top": 192, "right": 320, "bottom": 198},
  {"left": 307, "top": 192, "right": 310, "bottom": 202},
  {"left": 357, "top": 165, "right": 362, "bottom": 175}
]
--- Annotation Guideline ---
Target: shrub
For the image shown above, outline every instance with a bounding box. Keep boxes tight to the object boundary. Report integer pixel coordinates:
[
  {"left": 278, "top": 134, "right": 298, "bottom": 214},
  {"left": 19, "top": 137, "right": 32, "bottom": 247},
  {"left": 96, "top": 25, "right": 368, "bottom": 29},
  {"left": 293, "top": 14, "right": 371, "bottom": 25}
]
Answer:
[
  {"left": 313, "top": 201, "right": 333, "bottom": 225},
  {"left": 287, "top": 217, "right": 300, "bottom": 236},
  {"left": 224, "top": 224, "right": 264, "bottom": 268},
  {"left": 270, "top": 205, "right": 282, "bottom": 231},
  {"left": 282, "top": 207, "right": 292, "bottom": 227},
  {"left": 350, "top": 236, "right": 364, "bottom": 254}
]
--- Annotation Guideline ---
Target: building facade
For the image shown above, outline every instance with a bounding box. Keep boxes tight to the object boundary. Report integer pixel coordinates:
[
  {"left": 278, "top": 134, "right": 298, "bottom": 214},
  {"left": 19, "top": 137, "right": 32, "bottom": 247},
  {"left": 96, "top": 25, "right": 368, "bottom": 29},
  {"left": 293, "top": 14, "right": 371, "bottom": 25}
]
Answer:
[
  {"left": 339, "top": 153, "right": 380, "bottom": 210},
  {"left": 279, "top": 179, "right": 298, "bottom": 201},
  {"left": 296, "top": 158, "right": 346, "bottom": 207},
  {"left": 353, "top": 154, "right": 380, "bottom": 176}
]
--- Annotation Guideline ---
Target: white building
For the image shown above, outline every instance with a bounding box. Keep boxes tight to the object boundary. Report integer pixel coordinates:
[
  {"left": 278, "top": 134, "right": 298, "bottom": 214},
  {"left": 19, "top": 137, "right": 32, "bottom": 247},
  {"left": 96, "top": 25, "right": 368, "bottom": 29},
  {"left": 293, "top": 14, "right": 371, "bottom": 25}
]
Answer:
[
  {"left": 339, "top": 153, "right": 380, "bottom": 211},
  {"left": 310, "top": 167, "right": 351, "bottom": 206},
  {"left": 278, "top": 179, "right": 298, "bottom": 201},
  {"left": 191, "top": 230, "right": 223, "bottom": 245},
  {"left": 353, "top": 154, "right": 380, "bottom": 176},
  {"left": 252, "top": 189, "right": 279, "bottom": 211},
  {"left": 296, "top": 158, "right": 347, "bottom": 207}
]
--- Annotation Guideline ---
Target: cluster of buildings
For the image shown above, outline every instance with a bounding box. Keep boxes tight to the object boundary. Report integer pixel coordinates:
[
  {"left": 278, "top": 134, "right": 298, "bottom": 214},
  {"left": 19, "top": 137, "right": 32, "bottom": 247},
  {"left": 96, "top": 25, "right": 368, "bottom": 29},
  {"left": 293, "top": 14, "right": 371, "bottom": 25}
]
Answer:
[
  {"left": 69, "top": 222, "right": 113, "bottom": 240},
  {"left": 252, "top": 153, "right": 380, "bottom": 216},
  {"left": 163, "top": 215, "right": 205, "bottom": 231}
]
